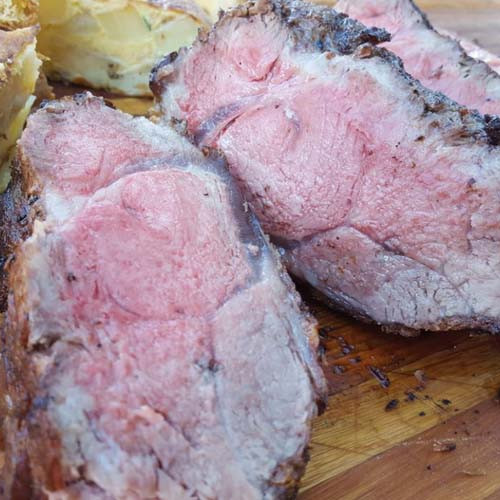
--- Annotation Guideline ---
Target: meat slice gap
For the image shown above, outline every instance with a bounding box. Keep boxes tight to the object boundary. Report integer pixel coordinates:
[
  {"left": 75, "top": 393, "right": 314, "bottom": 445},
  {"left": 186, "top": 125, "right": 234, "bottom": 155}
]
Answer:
[
  {"left": 1, "top": 93, "right": 326, "bottom": 499},
  {"left": 153, "top": 0, "right": 500, "bottom": 335},
  {"left": 335, "top": 0, "right": 500, "bottom": 115}
]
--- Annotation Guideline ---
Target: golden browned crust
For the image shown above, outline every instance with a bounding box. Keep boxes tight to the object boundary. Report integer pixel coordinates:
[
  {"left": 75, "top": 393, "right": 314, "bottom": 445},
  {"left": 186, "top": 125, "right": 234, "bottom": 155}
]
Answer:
[
  {"left": 0, "top": 0, "right": 38, "bottom": 31},
  {"left": 0, "top": 26, "right": 38, "bottom": 86},
  {"left": 34, "top": 71, "right": 54, "bottom": 104}
]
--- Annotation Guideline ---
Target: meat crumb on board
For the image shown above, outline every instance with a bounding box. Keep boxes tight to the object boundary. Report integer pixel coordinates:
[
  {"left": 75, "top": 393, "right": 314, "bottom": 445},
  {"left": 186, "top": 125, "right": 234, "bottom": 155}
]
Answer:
[
  {"left": 433, "top": 440, "right": 457, "bottom": 452},
  {"left": 332, "top": 365, "right": 346, "bottom": 375},
  {"left": 414, "top": 369, "right": 427, "bottom": 389},
  {"left": 385, "top": 399, "right": 399, "bottom": 411},
  {"left": 368, "top": 366, "right": 390, "bottom": 388}
]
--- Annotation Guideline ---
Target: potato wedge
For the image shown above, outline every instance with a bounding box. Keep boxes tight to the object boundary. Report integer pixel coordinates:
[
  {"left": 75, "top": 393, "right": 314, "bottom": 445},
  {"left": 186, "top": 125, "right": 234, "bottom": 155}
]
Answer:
[
  {"left": 0, "top": 26, "right": 41, "bottom": 192},
  {"left": 38, "top": 0, "right": 211, "bottom": 96}
]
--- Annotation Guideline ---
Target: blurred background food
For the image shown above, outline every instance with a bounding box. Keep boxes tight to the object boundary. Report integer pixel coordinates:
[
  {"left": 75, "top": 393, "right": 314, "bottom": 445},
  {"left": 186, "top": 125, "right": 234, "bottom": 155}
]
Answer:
[
  {"left": 0, "top": 27, "right": 40, "bottom": 192},
  {"left": 195, "top": 0, "right": 239, "bottom": 19},
  {"left": 37, "top": 0, "right": 213, "bottom": 96}
]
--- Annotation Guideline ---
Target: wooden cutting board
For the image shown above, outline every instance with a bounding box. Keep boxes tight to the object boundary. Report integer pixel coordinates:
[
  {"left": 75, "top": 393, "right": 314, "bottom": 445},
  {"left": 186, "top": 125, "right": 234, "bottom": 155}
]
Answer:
[{"left": 296, "top": 2, "right": 500, "bottom": 498}]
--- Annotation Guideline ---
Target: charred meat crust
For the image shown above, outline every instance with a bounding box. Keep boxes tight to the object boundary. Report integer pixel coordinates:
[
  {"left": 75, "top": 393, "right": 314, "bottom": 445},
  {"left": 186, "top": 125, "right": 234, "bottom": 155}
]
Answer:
[
  {"left": 0, "top": 166, "right": 63, "bottom": 499},
  {"left": 485, "top": 115, "right": 500, "bottom": 146},
  {"left": 149, "top": 50, "right": 179, "bottom": 96},
  {"left": 0, "top": 170, "right": 32, "bottom": 312},
  {"left": 151, "top": 0, "right": 499, "bottom": 147},
  {"left": 0, "top": 94, "right": 65, "bottom": 312},
  {"left": 261, "top": 0, "right": 391, "bottom": 55},
  {"left": 336, "top": 0, "right": 500, "bottom": 116},
  {"left": 276, "top": 0, "right": 500, "bottom": 125},
  {"left": 401, "top": 0, "right": 433, "bottom": 30}
]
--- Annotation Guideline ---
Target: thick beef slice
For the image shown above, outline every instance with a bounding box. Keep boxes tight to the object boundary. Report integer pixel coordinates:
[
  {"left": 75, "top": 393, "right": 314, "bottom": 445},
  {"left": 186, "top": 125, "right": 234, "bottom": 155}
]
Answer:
[
  {"left": 1, "top": 94, "right": 326, "bottom": 499},
  {"left": 335, "top": 0, "right": 500, "bottom": 114},
  {"left": 153, "top": 0, "right": 500, "bottom": 334}
]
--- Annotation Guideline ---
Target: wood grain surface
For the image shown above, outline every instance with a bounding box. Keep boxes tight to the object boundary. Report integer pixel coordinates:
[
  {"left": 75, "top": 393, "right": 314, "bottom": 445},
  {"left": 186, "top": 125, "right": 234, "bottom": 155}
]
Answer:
[
  {"left": 297, "top": 5, "right": 500, "bottom": 499},
  {"left": 299, "top": 293, "right": 500, "bottom": 499}
]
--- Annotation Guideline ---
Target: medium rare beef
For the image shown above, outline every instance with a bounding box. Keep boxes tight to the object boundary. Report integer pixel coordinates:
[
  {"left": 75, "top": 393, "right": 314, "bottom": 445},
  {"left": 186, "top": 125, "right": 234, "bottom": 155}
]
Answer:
[
  {"left": 1, "top": 93, "right": 326, "bottom": 499},
  {"left": 335, "top": 0, "right": 500, "bottom": 115},
  {"left": 153, "top": 0, "right": 500, "bottom": 334}
]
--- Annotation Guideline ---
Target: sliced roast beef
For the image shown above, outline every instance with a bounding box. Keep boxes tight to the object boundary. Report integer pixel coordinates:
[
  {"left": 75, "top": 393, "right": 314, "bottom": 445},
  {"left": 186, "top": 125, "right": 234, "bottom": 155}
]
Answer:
[
  {"left": 335, "top": 0, "right": 500, "bottom": 115},
  {"left": 1, "top": 93, "right": 326, "bottom": 499},
  {"left": 153, "top": 0, "right": 500, "bottom": 334}
]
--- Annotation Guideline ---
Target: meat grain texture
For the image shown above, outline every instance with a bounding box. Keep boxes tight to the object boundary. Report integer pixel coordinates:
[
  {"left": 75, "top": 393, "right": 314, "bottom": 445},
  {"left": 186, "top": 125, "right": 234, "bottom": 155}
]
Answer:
[
  {"left": 335, "top": 0, "right": 500, "bottom": 114},
  {"left": 0, "top": 93, "right": 326, "bottom": 499},
  {"left": 153, "top": 0, "right": 500, "bottom": 334}
]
